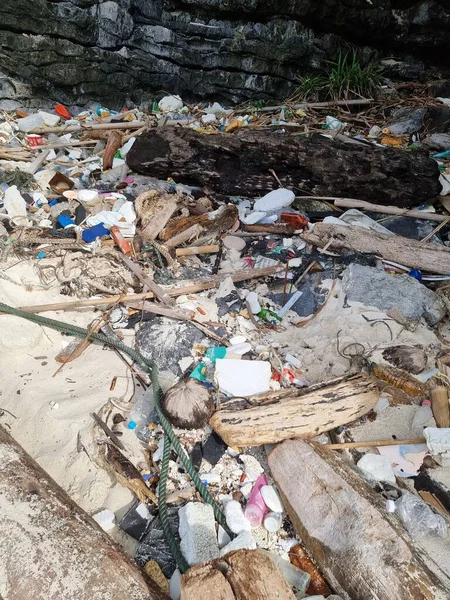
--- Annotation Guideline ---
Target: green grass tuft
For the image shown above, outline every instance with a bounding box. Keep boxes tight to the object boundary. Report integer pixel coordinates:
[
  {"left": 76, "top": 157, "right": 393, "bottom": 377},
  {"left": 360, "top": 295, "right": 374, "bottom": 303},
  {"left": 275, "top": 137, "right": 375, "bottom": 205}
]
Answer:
[{"left": 297, "top": 50, "right": 383, "bottom": 101}]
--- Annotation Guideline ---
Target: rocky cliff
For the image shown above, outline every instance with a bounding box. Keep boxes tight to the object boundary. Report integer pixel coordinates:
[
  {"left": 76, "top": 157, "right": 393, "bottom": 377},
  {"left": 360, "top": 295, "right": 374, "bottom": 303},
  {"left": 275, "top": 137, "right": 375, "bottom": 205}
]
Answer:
[{"left": 1, "top": 0, "right": 449, "bottom": 107}]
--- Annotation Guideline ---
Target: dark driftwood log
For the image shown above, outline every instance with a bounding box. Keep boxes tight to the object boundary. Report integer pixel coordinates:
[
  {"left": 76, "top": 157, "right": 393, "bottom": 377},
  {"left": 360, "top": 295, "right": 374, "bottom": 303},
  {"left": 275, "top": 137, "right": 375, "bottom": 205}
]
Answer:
[
  {"left": 0, "top": 425, "right": 169, "bottom": 600},
  {"left": 210, "top": 375, "right": 379, "bottom": 447},
  {"left": 302, "top": 223, "right": 450, "bottom": 274},
  {"left": 180, "top": 550, "right": 295, "bottom": 599},
  {"left": 126, "top": 129, "right": 441, "bottom": 208},
  {"left": 268, "top": 440, "right": 450, "bottom": 600}
]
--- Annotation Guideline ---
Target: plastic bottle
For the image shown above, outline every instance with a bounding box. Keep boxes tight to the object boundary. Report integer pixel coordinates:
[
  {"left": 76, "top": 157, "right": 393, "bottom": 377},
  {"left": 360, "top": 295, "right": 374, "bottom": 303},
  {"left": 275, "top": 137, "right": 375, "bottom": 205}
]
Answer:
[
  {"left": 110, "top": 225, "right": 132, "bottom": 255},
  {"left": 393, "top": 491, "right": 447, "bottom": 540},
  {"left": 244, "top": 474, "right": 268, "bottom": 527},
  {"left": 263, "top": 511, "right": 283, "bottom": 532},
  {"left": 264, "top": 552, "right": 311, "bottom": 595},
  {"left": 411, "top": 399, "right": 434, "bottom": 436},
  {"left": 127, "top": 388, "right": 154, "bottom": 430}
]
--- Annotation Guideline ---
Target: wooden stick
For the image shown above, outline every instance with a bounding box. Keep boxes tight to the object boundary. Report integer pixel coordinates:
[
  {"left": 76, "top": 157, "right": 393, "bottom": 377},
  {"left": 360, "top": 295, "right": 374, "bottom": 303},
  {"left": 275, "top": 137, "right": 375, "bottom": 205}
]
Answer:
[
  {"left": 126, "top": 300, "right": 195, "bottom": 321},
  {"left": 23, "top": 150, "right": 51, "bottom": 174},
  {"left": 318, "top": 437, "right": 426, "bottom": 450},
  {"left": 164, "top": 224, "right": 204, "bottom": 248},
  {"left": 420, "top": 217, "right": 450, "bottom": 242},
  {"left": 28, "top": 121, "right": 147, "bottom": 135},
  {"left": 175, "top": 244, "right": 220, "bottom": 256},
  {"left": 234, "top": 98, "right": 374, "bottom": 114},
  {"left": 324, "top": 197, "right": 449, "bottom": 223},
  {"left": 18, "top": 265, "right": 283, "bottom": 313},
  {"left": 119, "top": 255, "right": 175, "bottom": 306},
  {"left": 32, "top": 140, "right": 97, "bottom": 151}
]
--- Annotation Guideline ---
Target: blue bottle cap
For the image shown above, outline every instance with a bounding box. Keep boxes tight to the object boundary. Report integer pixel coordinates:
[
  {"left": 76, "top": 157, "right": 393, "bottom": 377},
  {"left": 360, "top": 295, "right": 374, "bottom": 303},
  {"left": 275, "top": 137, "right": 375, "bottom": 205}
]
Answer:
[{"left": 127, "top": 421, "right": 137, "bottom": 430}]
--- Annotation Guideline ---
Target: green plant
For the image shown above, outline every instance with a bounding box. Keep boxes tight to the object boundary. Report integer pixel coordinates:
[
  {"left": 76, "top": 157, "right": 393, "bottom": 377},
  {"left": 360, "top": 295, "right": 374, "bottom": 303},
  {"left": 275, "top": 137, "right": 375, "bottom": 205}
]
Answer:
[
  {"left": 296, "top": 50, "right": 383, "bottom": 101},
  {"left": 251, "top": 99, "right": 268, "bottom": 109},
  {"left": 327, "top": 50, "right": 383, "bottom": 100},
  {"left": 296, "top": 74, "right": 328, "bottom": 101}
]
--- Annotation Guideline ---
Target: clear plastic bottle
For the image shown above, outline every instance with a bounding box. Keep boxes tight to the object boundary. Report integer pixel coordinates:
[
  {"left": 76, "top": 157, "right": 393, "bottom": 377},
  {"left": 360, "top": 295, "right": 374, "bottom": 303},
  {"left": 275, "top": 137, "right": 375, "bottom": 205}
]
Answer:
[
  {"left": 411, "top": 399, "right": 434, "bottom": 436},
  {"left": 127, "top": 388, "right": 154, "bottom": 430},
  {"left": 264, "top": 552, "right": 310, "bottom": 595}
]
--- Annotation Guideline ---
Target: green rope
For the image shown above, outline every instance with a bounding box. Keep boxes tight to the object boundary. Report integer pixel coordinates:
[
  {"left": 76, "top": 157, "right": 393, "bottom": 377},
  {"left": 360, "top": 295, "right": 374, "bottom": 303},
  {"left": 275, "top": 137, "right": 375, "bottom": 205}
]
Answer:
[
  {"left": 0, "top": 302, "right": 231, "bottom": 569},
  {"left": 159, "top": 435, "right": 189, "bottom": 573}
]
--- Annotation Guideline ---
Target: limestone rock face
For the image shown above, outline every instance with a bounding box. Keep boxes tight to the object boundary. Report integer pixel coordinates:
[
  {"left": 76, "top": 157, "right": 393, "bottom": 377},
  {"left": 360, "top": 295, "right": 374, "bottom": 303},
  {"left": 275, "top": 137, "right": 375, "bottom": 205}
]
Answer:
[{"left": 0, "top": 0, "right": 449, "bottom": 106}]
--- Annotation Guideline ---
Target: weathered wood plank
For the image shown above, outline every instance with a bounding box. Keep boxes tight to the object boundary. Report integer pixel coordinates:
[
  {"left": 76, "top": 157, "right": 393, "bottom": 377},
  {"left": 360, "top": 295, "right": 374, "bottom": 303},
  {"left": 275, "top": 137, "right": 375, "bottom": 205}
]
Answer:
[
  {"left": 268, "top": 439, "right": 450, "bottom": 600},
  {"left": 210, "top": 376, "right": 379, "bottom": 447},
  {"left": 302, "top": 223, "right": 450, "bottom": 275},
  {"left": 0, "top": 425, "right": 168, "bottom": 600}
]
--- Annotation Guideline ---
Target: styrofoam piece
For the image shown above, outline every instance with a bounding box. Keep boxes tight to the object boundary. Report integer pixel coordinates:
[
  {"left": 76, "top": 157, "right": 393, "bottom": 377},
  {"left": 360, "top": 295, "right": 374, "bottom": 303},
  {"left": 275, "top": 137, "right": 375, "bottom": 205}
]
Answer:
[
  {"left": 219, "top": 531, "right": 256, "bottom": 557},
  {"left": 179, "top": 503, "right": 219, "bottom": 566},
  {"left": 254, "top": 188, "right": 295, "bottom": 211},
  {"left": 17, "top": 113, "right": 45, "bottom": 132},
  {"left": 425, "top": 427, "right": 450, "bottom": 454},
  {"left": 217, "top": 525, "right": 231, "bottom": 549},
  {"left": 38, "top": 111, "right": 60, "bottom": 127},
  {"left": 246, "top": 291, "right": 261, "bottom": 314},
  {"left": 225, "top": 500, "right": 252, "bottom": 534},
  {"left": 158, "top": 95, "right": 183, "bottom": 112},
  {"left": 77, "top": 189, "right": 100, "bottom": 204},
  {"left": 215, "top": 359, "right": 271, "bottom": 397},
  {"left": 357, "top": 453, "right": 396, "bottom": 484}
]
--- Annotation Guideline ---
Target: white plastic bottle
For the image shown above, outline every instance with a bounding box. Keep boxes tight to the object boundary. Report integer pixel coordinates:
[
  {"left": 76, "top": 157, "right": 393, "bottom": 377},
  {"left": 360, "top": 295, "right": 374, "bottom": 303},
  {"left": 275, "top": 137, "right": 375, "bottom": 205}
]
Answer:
[
  {"left": 411, "top": 399, "right": 434, "bottom": 436},
  {"left": 127, "top": 388, "right": 154, "bottom": 430}
]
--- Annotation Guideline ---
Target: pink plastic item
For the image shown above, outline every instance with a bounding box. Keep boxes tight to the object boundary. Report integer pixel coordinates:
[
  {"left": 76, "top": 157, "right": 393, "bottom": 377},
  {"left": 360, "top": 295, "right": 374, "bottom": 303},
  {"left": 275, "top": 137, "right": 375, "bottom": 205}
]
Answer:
[{"left": 244, "top": 474, "right": 268, "bottom": 527}]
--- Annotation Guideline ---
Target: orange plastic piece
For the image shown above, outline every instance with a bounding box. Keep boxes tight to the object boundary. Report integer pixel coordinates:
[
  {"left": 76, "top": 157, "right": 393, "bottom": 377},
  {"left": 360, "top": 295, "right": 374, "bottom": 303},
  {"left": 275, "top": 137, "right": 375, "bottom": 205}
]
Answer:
[
  {"left": 16, "top": 109, "right": 29, "bottom": 118},
  {"left": 54, "top": 104, "right": 71, "bottom": 120},
  {"left": 280, "top": 212, "right": 308, "bottom": 229}
]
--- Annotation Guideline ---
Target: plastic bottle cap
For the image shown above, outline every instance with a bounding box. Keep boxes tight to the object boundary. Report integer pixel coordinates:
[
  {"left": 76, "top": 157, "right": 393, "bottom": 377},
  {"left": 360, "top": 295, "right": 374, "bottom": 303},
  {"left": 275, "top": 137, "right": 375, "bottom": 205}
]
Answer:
[
  {"left": 127, "top": 421, "right": 137, "bottom": 430},
  {"left": 422, "top": 399, "right": 432, "bottom": 407}
]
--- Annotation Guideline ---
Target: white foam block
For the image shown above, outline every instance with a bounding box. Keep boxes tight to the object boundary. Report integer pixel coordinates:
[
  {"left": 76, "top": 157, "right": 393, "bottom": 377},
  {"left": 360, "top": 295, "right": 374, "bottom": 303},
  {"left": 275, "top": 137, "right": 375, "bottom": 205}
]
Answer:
[{"left": 215, "top": 359, "right": 271, "bottom": 397}]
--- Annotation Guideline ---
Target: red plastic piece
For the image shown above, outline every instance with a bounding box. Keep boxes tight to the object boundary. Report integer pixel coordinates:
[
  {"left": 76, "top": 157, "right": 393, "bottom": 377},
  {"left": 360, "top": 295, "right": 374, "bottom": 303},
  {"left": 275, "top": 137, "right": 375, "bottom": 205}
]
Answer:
[
  {"left": 280, "top": 212, "right": 309, "bottom": 229},
  {"left": 54, "top": 104, "right": 71, "bottom": 120}
]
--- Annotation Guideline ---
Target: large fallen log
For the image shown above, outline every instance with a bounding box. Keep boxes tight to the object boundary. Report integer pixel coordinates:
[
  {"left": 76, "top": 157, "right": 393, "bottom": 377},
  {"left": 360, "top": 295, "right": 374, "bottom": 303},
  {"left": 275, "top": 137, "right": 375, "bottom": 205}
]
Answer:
[
  {"left": 268, "top": 440, "right": 450, "bottom": 600},
  {"left": 180, "top": 550, "right": 295, "bottom": 599},
  {"left": 302, "top": 222, "right": 450, "bottom": 274},
  {"left": 126, "top": 128, "right": 441, "bottom": 208},
  {"left": 210, "top": 375, "right": 378, "bottom": 447},
  {"left": 0, "top": 425, "right": 169, "bottom": 600}
]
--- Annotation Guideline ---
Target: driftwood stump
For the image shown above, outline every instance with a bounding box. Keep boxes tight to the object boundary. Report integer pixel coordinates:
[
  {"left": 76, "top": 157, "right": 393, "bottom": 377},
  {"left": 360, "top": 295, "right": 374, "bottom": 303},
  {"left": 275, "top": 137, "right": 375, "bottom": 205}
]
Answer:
[
  {"left": 126, "top": 128, "right": 441, "bottom": 207},
  {"left": 0, "top": 425, "right": 169, "bottom": 600},
  {"left": 302, "top": 223, "right": 450, "bottom": 275},
  {"left": 210, "top": 375, "right": 379, "bottom": 447},
  {"left": 268, "top": 439, "right": 450, "bottom": 600},
  {"left": 180, "top": 550, "right": 295, "bottom": 599}
]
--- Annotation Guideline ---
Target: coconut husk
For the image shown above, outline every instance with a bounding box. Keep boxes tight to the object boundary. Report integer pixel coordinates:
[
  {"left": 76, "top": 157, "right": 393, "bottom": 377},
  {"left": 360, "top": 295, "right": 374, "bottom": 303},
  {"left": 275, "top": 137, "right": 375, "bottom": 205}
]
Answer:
[{"left": 162, "top": 378, "right": 213, "bottom": 429}]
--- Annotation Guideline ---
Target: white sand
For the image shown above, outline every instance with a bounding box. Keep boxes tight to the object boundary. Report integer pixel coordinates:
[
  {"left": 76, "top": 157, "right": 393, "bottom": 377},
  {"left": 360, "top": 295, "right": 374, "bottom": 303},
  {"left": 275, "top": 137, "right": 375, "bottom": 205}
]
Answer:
[
  {"left": 0, "top": 259, "right": 136, "bottom": 518},
  {"left": 263, "top": 280, "right": 440, "bottom": 385}
]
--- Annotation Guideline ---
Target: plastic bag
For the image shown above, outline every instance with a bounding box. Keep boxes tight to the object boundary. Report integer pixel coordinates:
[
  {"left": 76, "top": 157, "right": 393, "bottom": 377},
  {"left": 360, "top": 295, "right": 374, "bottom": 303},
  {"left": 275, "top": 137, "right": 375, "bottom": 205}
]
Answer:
[{"left": 395, "top": 492, "right": 447, "bottom": 540}]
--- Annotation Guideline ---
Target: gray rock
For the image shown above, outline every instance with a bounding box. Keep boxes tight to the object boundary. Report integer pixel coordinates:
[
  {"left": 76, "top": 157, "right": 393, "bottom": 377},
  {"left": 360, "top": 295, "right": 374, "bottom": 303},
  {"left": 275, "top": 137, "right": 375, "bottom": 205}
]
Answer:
[
  {"left": 342, "top": 264, "right": 446, "bottom": 326},
  {"left": 422, "top": 133, "right": 450, "bottom": 151},
  {"left": 135, "top": 317, "right": 207, "bottom": 379},
  {"left": 1, "top": 0, "right": 450, "bottom": 105},
  {"left": 385, "top": 108, "right": 426, "bottom": 135}
]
